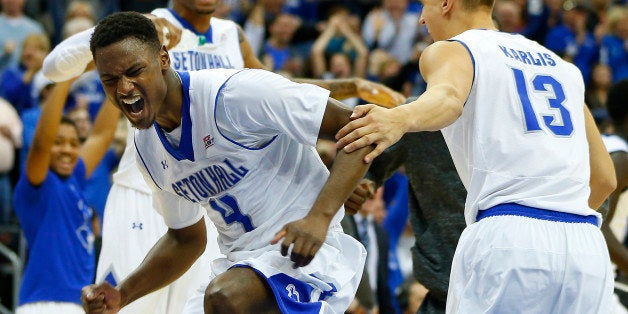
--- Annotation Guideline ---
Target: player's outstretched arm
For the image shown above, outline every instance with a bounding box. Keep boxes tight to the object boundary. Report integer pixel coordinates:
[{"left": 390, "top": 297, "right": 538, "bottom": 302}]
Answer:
[
  {"left": 295, "top": 77, "right": 405, "bottom": 109},
  {"left": 43, "top": 15, "right": 181, "bottom": 82},
  {"left": 335, "top": 41, "right": 472, "bottom": 163},
  {"left": 272, "top": 98, "right": 373, "bottom": 267},
  {"left": 82, "top": 217, "right": 207, "bottom": 313}
]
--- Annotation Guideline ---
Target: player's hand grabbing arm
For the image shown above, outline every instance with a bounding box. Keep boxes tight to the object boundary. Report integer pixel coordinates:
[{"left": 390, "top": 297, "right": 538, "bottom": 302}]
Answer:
[
  {"left": 335, "top": 41, "right": 472, "bottom": 163},
  {"left": 272, "top": 98, "right": 373, "bottom": 267}
]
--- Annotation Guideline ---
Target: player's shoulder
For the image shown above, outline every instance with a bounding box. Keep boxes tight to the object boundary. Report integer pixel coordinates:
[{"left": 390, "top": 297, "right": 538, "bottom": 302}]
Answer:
[{"left": 209, "top": 16, "right": 239, "bottom": 30}]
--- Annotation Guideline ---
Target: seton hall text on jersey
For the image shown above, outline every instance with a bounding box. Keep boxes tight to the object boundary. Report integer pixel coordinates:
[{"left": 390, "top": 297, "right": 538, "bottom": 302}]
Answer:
[
  {"left": 171, "top": 51, "right": 235, "bottom": 71},
  {"left": 171, "top": 159, "right": 248, "bottom": 203},
  {"left": 498, "top": 45, "right": 556, "bottom": 67}
]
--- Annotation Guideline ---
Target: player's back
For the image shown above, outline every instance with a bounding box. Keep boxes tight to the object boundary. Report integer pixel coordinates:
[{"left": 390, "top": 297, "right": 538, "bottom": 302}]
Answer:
[{"left": 442, "top": 30, "right": 594, "bottom": 223}]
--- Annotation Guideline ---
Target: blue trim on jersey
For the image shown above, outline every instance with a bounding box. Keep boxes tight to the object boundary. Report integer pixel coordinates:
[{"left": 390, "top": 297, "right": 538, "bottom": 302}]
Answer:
[
  {"left": 152, "top": 72, "right": 195, "bottom": 162},
  {"left": 167, "top": 8, "right": 212, "bottom": 43},
  {"left": 134, "top": 138, "right": 163, "bottom": 190},
  {"left": 178, "top": 71, "right": 195, "bottom": 161},
  {"left": 214, "top": 70, "right": 278, "bottom": 150},
  {"left": 231, "top": 264, "right": 324, "bottom": 313},
  {"left": 476, "top": 203, "right": 598, "bottom": 226},
  {"left": 448, "top": 39, "right": 475, "bottom": 107}
]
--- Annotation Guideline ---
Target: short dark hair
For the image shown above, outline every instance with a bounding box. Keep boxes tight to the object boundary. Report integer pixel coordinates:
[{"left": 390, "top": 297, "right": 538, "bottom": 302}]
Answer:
[
  {"left": 90, "top": 11, "right": 161, "bottom": 58},
  {"left": 606, "top": 79, "right": 628, "bottom": 127},
  {"left": 60, "top": 115, "right": 79, "bottom": 134}
]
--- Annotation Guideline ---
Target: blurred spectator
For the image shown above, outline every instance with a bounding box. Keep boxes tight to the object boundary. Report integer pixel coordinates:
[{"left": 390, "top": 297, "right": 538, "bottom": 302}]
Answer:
[
  {"left": 600, "top": 7, "right": 628, "bottom": 82},
  {"left": 586, "top": 63, "right": 613, "bottom": 109},
  {"left": 311, "top": 11, "right": 367, "bottom": 107},
  {"left": 545, "top": 3, "right": 600, "bottom": 83},
  {"left": 362, "top": 0, "right": 419, "bottom": 64},
  {"left": 65, "top": 0, "right": 97, "bottom": 23},
  {"left": 342, "top": 187, "right": 397, "bottom": 314},
  {"left": 522, "top": 0, "right": 562, "bottom": 44},
  {"left": 0, "top": 33, "right": 50, "bottom": 114},
  {"left": 0, "top": 0, "right": 44, "bottom": 72},
  {"left": 67, "top": 106, "right": 122, "bottom": 226},
  {"left": 494, "top": 0, "right": 525, "bottom": 33},
  {"left": 260, "top": 13, "right": 301, "bottom": 74},
  {"left": 13, "top": 71, "right": 118, "bottom": 314},
  {"left": 0, "top": 97, "right": 21, "bottom": 224}
]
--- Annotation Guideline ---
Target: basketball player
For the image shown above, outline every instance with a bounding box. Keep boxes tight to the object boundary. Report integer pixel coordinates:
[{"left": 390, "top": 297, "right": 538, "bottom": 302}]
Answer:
[
  {"left": 334, "top": 0, "right": 617, "bottom": 311},
  {"left": 42, "top": 1, "right": 400, "bottom": 312},
  {"left": 81, "top": 11, "right": 369, "bottom": 313}
]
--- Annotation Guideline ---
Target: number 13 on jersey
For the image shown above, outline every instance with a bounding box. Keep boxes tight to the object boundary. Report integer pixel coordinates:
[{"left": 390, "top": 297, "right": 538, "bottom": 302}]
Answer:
[{"left": 511, "top": 68, "right": 574, "bottom": 136}]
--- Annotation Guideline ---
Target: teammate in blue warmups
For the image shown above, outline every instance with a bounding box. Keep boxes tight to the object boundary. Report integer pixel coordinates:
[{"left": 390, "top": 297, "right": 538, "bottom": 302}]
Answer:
[
  {"left": 81, "top": 12, "right": 371, "bottom": 314},
  {"left": 13, "top": 74, "right": 118, "bottom": 313},
  {"left": 335, "top": 0, "right": 617, "bottom": 311}
]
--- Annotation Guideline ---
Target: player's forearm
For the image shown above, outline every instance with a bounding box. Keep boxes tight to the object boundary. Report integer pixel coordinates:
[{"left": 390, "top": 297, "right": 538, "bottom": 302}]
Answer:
[
  {"left": 293, "top": 78, "right": 357, "bottom": 101},
  {"left": 308, "top": 145, "right": 372, "bottom": 220},
  {"left": 117, "top": 225, "right": 206, "bottom": 308},
  {"left": 399, "top": 84, "right": 464, "bottom": 132},
  {"left": 42, "top": 27, "right": 94, "bottom": 82}
]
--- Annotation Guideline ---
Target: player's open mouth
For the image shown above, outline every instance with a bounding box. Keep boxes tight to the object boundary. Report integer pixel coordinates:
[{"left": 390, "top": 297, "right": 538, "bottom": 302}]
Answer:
[{"left": 121, "top": 95, "right": 145, "bottom": 116}]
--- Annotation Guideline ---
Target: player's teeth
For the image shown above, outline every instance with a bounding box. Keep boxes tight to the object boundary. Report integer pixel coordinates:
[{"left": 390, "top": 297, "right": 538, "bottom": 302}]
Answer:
[{"left": 122, "top": 96, "right": 141, "bottom": 104}]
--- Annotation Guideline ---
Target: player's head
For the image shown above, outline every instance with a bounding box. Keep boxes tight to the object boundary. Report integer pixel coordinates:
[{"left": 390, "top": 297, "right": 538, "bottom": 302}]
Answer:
[
  {"left": 173, "top": 0, "right": 219, "bottom": 16},
  {"left": 90, "top": 11, "right": 171, "bottom": 130},
  {"left": 606, "top": 79, "right": 628, "bottom": 130},
  {"left": 418, "top": 0, "right": 494, "bottom": 40},
  {"left": 50, "top": 116, "right": 80, "bottom": 178}
]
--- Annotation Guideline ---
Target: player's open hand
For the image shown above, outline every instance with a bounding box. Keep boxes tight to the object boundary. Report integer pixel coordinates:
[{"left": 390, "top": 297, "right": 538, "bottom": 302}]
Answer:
[
  {"left": 354, "top": 78, "right": 405, "bottom": 109},
  {"left": 271, "top": 214, "right": 330, "bottom": 268},
  {"left": 335, "top": 104, "right": 407, "bottom": 163},
  {"left": 81, "top": 282, "right": 122, "bottom": 314},
  {"left": 344, "top": 179, "right": 376, "bottom": 215}
]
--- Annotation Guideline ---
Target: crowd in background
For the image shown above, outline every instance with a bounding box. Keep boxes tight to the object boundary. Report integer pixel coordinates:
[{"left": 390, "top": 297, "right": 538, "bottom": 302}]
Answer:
[{"left": 0, "top": 0, "right": 627, "bottom": 312}]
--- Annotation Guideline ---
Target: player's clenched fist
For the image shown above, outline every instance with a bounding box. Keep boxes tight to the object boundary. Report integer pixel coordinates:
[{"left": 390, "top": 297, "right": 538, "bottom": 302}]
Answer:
[
  {"left": 271, "top": 213, "right": 330, "bottom": 268},
  {"left": 81, "top": 282, "right": 123, "bottom": 314}
]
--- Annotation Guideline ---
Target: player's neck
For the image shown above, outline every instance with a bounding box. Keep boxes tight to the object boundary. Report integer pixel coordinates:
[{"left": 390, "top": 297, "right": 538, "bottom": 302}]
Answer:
[
  {"left": 155, "top": 69, "right": 184, "bottom": 132},
  {"left": 447, "top": 10, "right": 496, "bottom": 38},
  {"left": 174, "top": 9, "right": 212, "bottom": 33}
]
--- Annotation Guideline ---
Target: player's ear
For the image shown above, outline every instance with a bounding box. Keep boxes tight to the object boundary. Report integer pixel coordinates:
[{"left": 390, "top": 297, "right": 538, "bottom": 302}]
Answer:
[
  {"left": 159, "top": 45, "right": 170, "bottom": 70},
  {"left": 442, "top": 0, "right": 453, "bottom": 14}
]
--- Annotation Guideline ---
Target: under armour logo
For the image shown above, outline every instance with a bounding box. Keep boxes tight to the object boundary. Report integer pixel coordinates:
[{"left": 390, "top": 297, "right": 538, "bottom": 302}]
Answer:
[
  {"left": 286, "top": 284, "right": 300, "bottom": 302},
  {"left": 161, "top": 160, "right": 168, "bottom": 169},
  {"left": 131, "top": 222, "right": 143, "bottom": 230}
]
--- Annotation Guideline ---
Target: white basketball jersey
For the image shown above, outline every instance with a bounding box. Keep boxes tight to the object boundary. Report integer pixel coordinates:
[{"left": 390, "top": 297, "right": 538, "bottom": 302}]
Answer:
[
  {"left": 113, "top": 10, "right": 245, "bottom": 192},
  {"left": 134, "top": 69, "right": 339, "bottom": 254},
  {"left": 442, "top": 30, "right": 597, "bottom": 224}
]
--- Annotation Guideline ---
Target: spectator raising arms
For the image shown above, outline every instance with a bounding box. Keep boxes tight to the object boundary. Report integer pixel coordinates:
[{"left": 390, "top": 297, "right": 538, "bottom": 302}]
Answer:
[{"left": 13, "top": 67, "right": 118, "bottom": 314}]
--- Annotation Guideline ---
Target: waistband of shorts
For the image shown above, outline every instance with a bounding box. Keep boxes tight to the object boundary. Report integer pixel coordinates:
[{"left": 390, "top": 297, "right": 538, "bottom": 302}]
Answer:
[{"left": 476, "top": 203, "right": 598, "bottom": 226}]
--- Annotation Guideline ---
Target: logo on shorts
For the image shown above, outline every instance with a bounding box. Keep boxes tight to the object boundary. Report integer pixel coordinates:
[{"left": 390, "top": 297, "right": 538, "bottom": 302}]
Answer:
[
  {"left": 131, "top": 222, "right": 143, "bottom": 230},
  {"left": 286, "top": 284, "right": 300, "bottom": 302},
  {"left": 161, "top": 160, "right": 168, "bottom": 169},
  {"left": 203, "top": 134, "right": 215, "bottom": 149}
]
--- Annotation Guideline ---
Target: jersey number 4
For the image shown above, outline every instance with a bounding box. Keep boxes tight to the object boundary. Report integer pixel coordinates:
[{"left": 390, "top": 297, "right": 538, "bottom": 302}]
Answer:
[
  {"left": 512, "top": 68, "right": 573, "bottom": 136},
  {"left": 210, "top": 194, "right": 255, "bottom": 232}
]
